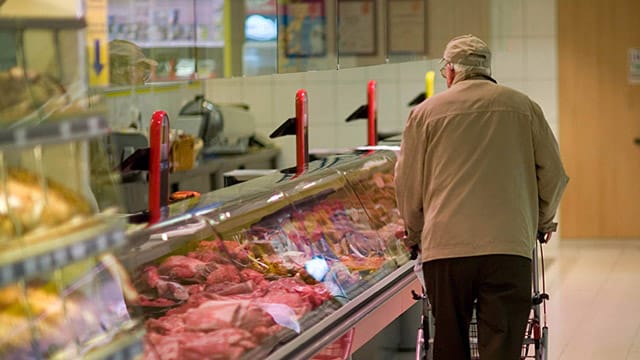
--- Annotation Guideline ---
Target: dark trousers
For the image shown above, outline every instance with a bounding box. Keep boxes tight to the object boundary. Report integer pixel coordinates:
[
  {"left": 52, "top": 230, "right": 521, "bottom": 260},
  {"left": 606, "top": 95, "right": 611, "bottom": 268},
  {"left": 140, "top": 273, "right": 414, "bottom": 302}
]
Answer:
[{"left": 423, "top": 255, "right": 531, "bottom": 360}]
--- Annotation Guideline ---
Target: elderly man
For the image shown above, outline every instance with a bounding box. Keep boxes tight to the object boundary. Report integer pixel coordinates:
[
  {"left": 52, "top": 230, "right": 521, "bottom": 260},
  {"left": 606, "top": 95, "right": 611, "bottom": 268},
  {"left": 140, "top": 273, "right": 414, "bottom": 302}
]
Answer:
[{"left": 395, "top": 35, "right": 568, "bottom": 359}]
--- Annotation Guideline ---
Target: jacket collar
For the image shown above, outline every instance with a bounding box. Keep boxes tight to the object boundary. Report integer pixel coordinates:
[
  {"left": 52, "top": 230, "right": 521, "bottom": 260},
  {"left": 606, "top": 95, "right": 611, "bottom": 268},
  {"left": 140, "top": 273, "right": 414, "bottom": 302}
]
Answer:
[{"left": 452, "top": 72, "right": 497, "bottom": 85}]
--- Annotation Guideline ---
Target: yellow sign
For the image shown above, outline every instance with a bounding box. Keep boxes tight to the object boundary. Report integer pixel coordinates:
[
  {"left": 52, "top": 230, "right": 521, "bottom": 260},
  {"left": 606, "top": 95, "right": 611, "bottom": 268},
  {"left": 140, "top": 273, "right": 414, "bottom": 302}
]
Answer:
[{"left": 86, "top": 0, "right": 109, "bottom": 86}]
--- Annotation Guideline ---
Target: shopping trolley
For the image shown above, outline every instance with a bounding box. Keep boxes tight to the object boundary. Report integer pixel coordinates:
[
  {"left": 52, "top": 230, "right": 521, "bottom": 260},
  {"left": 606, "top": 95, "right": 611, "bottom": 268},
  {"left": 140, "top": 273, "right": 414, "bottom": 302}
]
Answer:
[{"left": 412, "top": 233, "right": 550, "bottom": 360}]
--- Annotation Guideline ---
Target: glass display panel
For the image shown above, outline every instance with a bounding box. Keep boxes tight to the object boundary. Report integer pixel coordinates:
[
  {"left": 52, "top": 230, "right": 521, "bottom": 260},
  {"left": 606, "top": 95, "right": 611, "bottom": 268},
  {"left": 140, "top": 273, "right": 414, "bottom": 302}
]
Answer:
[
  {"left": 336, "top": 151, "right": 408, "bottom": 261},
  {"left": 0, "top": 254, "right": 137, "bottom": 358},
  {"left": 0, "top": 27, "right": 94, "bottom": 127}
]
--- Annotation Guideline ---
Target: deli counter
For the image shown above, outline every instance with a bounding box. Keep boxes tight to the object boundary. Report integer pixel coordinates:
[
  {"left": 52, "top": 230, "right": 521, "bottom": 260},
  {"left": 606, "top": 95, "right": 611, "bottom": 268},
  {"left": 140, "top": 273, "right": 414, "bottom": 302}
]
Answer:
[{"left": 118, "top": 149, "right": 421, "bottom": 360}]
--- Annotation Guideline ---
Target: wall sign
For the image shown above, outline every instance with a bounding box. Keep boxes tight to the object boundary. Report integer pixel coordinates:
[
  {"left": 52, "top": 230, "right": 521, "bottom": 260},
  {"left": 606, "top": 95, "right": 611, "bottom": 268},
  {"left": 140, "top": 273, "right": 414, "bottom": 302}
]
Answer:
[
  {"left": 386, "top": 0, "right": 426, "bottom": 55},
  {"left": 283, "top": 0, "right": 326, "bottom": 58},
  {"left": 338, "top": 0, "right": 376, "bottom": 55}
]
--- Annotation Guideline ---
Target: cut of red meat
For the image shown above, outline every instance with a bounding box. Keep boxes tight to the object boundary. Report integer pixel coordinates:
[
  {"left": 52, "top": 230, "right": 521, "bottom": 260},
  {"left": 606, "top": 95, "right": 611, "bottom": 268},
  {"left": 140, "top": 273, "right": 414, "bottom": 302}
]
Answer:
[
  {"left": 146, "top": 314, "right": 185, "bottom": 335},
  {"left": 259, "top": 291, "right": 311, "bottom": 317},
  {"left": 182, "top": 300, "right": 242, "bottom": 332},
  {"left": 143, "top": 266, "right": 162, "bottom": 288},
  {"left": 158, "top": 255, "right": 210, "bottom": 281},
  {"left": 252, "top": 324, "right": 282, "bottom": 340},
  {"left": 206, "top": 264, "right": 241, "bottom": 285},
  {"left": 206, "top": 280, "right": 256, "bottom": 296},
  {"left": 156, "top": 279, "right": 189, "bottom": 301},
  {"left": 235, "top": 302, "right": 277, "bottom": 331},
  {"left": 188, "top": 249, "right": 230, "bottom": 264},
  {"left": 180, "top": 328, "right": 257, "bottom": 360},
  {"left": 240, "top": 268, "right": 266, "bottom": 284},
  {"left": 185, "top": 284, "right": 205, "bottom": 295},
  {"left": 145, "top": 332, "right": 181, "bottom": 360},
  {"left": 138, "top": 295, "right": 177, "bottom": 308}
]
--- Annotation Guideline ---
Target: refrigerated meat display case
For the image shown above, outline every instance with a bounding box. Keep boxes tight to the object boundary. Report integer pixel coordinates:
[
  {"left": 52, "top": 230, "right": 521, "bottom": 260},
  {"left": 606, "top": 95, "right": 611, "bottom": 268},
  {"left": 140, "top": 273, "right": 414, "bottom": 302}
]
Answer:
[{"left": 118, "top": 150, "right": 422, "bottom": 360}]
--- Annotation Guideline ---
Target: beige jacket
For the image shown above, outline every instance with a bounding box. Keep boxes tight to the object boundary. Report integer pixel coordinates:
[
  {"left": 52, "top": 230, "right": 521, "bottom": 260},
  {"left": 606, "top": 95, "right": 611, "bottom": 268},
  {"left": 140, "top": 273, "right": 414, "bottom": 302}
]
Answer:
[{"left": 395, "top": 73, "right": 569, "bottom": 262}]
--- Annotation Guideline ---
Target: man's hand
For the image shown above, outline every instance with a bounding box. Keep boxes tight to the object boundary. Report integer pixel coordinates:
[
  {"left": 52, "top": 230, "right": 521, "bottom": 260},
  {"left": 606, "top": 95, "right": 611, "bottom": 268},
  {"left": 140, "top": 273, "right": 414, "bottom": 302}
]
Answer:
[{"left": 537, "top": 231, "right": 553, "bottom": 244}]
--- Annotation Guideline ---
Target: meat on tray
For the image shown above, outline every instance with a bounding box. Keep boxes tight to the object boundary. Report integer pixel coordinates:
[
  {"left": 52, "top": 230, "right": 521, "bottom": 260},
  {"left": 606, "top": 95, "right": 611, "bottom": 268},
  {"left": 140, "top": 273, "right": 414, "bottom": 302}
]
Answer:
[
  {"left": 145, "top": 328, "right": 258, "bottom": 360},
  {"left": 139, "top": 249, "right": 333, "bottom": 360},
  {"left": 158, "top": 256, "right": 211, "bottom": 282},
  {"left": 136, "top": 189, "right": 399, "bottom": 359}
]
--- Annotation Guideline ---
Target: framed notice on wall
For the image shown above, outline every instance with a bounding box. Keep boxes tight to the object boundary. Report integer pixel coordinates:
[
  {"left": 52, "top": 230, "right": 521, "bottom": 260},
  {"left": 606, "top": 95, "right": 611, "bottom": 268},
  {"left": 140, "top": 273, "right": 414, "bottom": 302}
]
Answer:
[
  {"left": 338, "top": 0, "right": 377, "bottom": 55},
  {"left": 386, "top": 0, "right": 427, "bottom": 55},
  {"left": 283, "top": 0, "right": 327, "bottom": 58}
]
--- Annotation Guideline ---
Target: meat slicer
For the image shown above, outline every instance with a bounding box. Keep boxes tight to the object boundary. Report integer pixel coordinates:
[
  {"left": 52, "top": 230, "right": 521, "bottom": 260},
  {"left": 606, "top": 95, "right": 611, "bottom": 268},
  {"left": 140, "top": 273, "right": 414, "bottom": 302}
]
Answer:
[{"left": 174, "top": 95, "right": 256, "bottom": 156}]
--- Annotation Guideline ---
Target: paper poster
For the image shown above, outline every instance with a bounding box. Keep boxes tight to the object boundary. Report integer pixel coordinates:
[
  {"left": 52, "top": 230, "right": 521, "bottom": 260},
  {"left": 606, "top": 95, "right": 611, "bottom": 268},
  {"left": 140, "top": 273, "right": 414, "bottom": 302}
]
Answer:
[
  {"left": 283, "top": 0, "right": 326, "bottom": 57},
  {"left": 387, "top": 0, "right": 426, "bottom": 54},
  {"left": 338, "top": 0, "right": 376, "bottom": 55}
]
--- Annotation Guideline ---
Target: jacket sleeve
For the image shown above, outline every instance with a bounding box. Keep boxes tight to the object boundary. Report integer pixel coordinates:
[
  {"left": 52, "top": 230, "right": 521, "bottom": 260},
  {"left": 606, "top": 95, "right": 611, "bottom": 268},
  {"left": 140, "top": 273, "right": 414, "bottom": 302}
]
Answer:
[
  {"left": 394, "top": 109, "right": 427, "bottom": 247},
  {"left": 531, "top": 102, "right": 569, "bottom": 233}
]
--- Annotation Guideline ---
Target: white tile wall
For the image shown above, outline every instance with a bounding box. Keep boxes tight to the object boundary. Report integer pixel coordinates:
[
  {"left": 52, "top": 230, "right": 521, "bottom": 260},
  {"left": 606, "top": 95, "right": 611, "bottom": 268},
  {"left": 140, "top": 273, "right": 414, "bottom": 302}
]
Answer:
[
  {"left": 241, "top": 75, "right": 275, "bottom": 127},
  {"left": 336, "top": 122, "right": 367, "bottom": 148},
  {"left": 491, "top": 37, "right": 527, "bottom": 81},
  {"left": 525, "top": 36, "right": 558, "bottom": 80},
  {"left": 199, "top": 0, "right": 559, "bottom": 170},
  {"left": 490, "top": 0, "right": 525, "bottom": 37}
]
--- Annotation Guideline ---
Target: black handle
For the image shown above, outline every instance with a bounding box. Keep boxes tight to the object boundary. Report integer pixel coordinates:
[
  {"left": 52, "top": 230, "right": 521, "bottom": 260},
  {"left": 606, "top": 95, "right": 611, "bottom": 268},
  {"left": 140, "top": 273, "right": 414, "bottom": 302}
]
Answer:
[
  {"left": 532, "top": 293, "right": 550, "bottom": 305},
  {"left": 634, "top": 138, "right": 640, "bottom": 146}
]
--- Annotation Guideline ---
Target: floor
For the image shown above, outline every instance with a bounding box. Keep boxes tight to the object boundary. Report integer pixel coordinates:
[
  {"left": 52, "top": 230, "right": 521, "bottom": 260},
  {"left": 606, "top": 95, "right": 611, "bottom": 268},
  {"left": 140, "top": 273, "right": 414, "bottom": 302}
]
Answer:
[
  {"left": 543, "top": 239, "right": 640, "bottom": 360},
  {"left": 384, "top": 239, "right": 640, "bottom": 360}
]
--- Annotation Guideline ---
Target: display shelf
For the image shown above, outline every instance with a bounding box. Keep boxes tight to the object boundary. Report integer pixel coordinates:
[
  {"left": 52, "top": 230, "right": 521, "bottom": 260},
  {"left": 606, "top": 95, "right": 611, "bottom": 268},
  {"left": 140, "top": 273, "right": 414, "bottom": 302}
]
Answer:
[
  {"left": 0, "top": 114, "right": 108, "bottom": 150},
  {"left": 0, "top": 218, "right": 126, "bottom": 287},
  {"left": 118, "top": 150, "right": 411, "bottom": 359},
  {"left": 0, "top": 17, "right": 86, "bottom": 30},
  {"left": 137, "top": 40, "right": 224, "bottom": 48}
]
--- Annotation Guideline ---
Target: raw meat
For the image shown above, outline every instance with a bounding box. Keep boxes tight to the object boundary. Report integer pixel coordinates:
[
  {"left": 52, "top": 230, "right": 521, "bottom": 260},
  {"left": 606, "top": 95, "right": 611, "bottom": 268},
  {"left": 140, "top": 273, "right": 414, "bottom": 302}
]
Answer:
[
  {"left": 158, "top": 256, "right": 210, "bottom": 281},
  {"left": 138, "top": 295, "right": 177, "bottom": 308},
  {"left": 181, "top": 329, "right": 257, "bottom": 360},
  {"left": 146, "top": 314, "right": 185, "bottom": 335},
  {"left": 143, "top": 266, "right": 189, "bottom": 301},
  {"left": 205, "top": 280, "right": 256, "bottom": 296},
  {"left": 145, "top": 332, "right": 180, "bottom": 360},
  {"left": 205, "top": 264, "right": 241, "bottom": 285},
  {"left": 182, "top": 300, "right": 243, "bottom": 332}
]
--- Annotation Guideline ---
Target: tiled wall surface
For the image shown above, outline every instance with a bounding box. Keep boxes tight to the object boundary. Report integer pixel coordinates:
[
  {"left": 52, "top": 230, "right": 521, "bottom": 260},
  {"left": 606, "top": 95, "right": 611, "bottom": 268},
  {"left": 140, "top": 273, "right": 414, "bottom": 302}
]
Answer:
[{"left": 489, "top": 0, "right": 558, "bottom": 135}]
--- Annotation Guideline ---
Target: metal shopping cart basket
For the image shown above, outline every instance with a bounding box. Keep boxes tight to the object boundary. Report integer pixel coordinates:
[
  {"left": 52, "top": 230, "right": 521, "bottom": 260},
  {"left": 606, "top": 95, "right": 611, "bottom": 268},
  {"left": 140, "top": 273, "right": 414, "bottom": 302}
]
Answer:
[{"left": 413, "top": 235, "right": 550, "bottom": 360}]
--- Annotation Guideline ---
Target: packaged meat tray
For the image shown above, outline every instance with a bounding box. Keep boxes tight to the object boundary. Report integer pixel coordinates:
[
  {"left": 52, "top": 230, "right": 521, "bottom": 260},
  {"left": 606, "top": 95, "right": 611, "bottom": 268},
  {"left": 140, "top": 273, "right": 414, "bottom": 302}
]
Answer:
[{"left": 119, "top": 150, "right": 410, "bottom": 359}]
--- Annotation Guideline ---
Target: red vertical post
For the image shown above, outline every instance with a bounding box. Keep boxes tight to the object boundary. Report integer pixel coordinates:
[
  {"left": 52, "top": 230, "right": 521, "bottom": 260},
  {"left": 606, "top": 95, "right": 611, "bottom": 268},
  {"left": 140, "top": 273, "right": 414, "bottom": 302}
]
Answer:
[
  {"left": 148, "top": 110, "right": 170, "bottom": 225},
  {"left": 367, "top": 80, "right": 377, "bottom": 146},
  {"left": 295, "top": 89, "right": 309, "bottom": 176}
]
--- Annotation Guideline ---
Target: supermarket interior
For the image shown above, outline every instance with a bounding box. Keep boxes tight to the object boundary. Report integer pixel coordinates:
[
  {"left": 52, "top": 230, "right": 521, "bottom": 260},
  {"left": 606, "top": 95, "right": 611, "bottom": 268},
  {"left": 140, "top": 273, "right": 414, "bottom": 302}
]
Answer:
[{"left": 0, "top": 0, "right": 639, "bottom": 359}]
